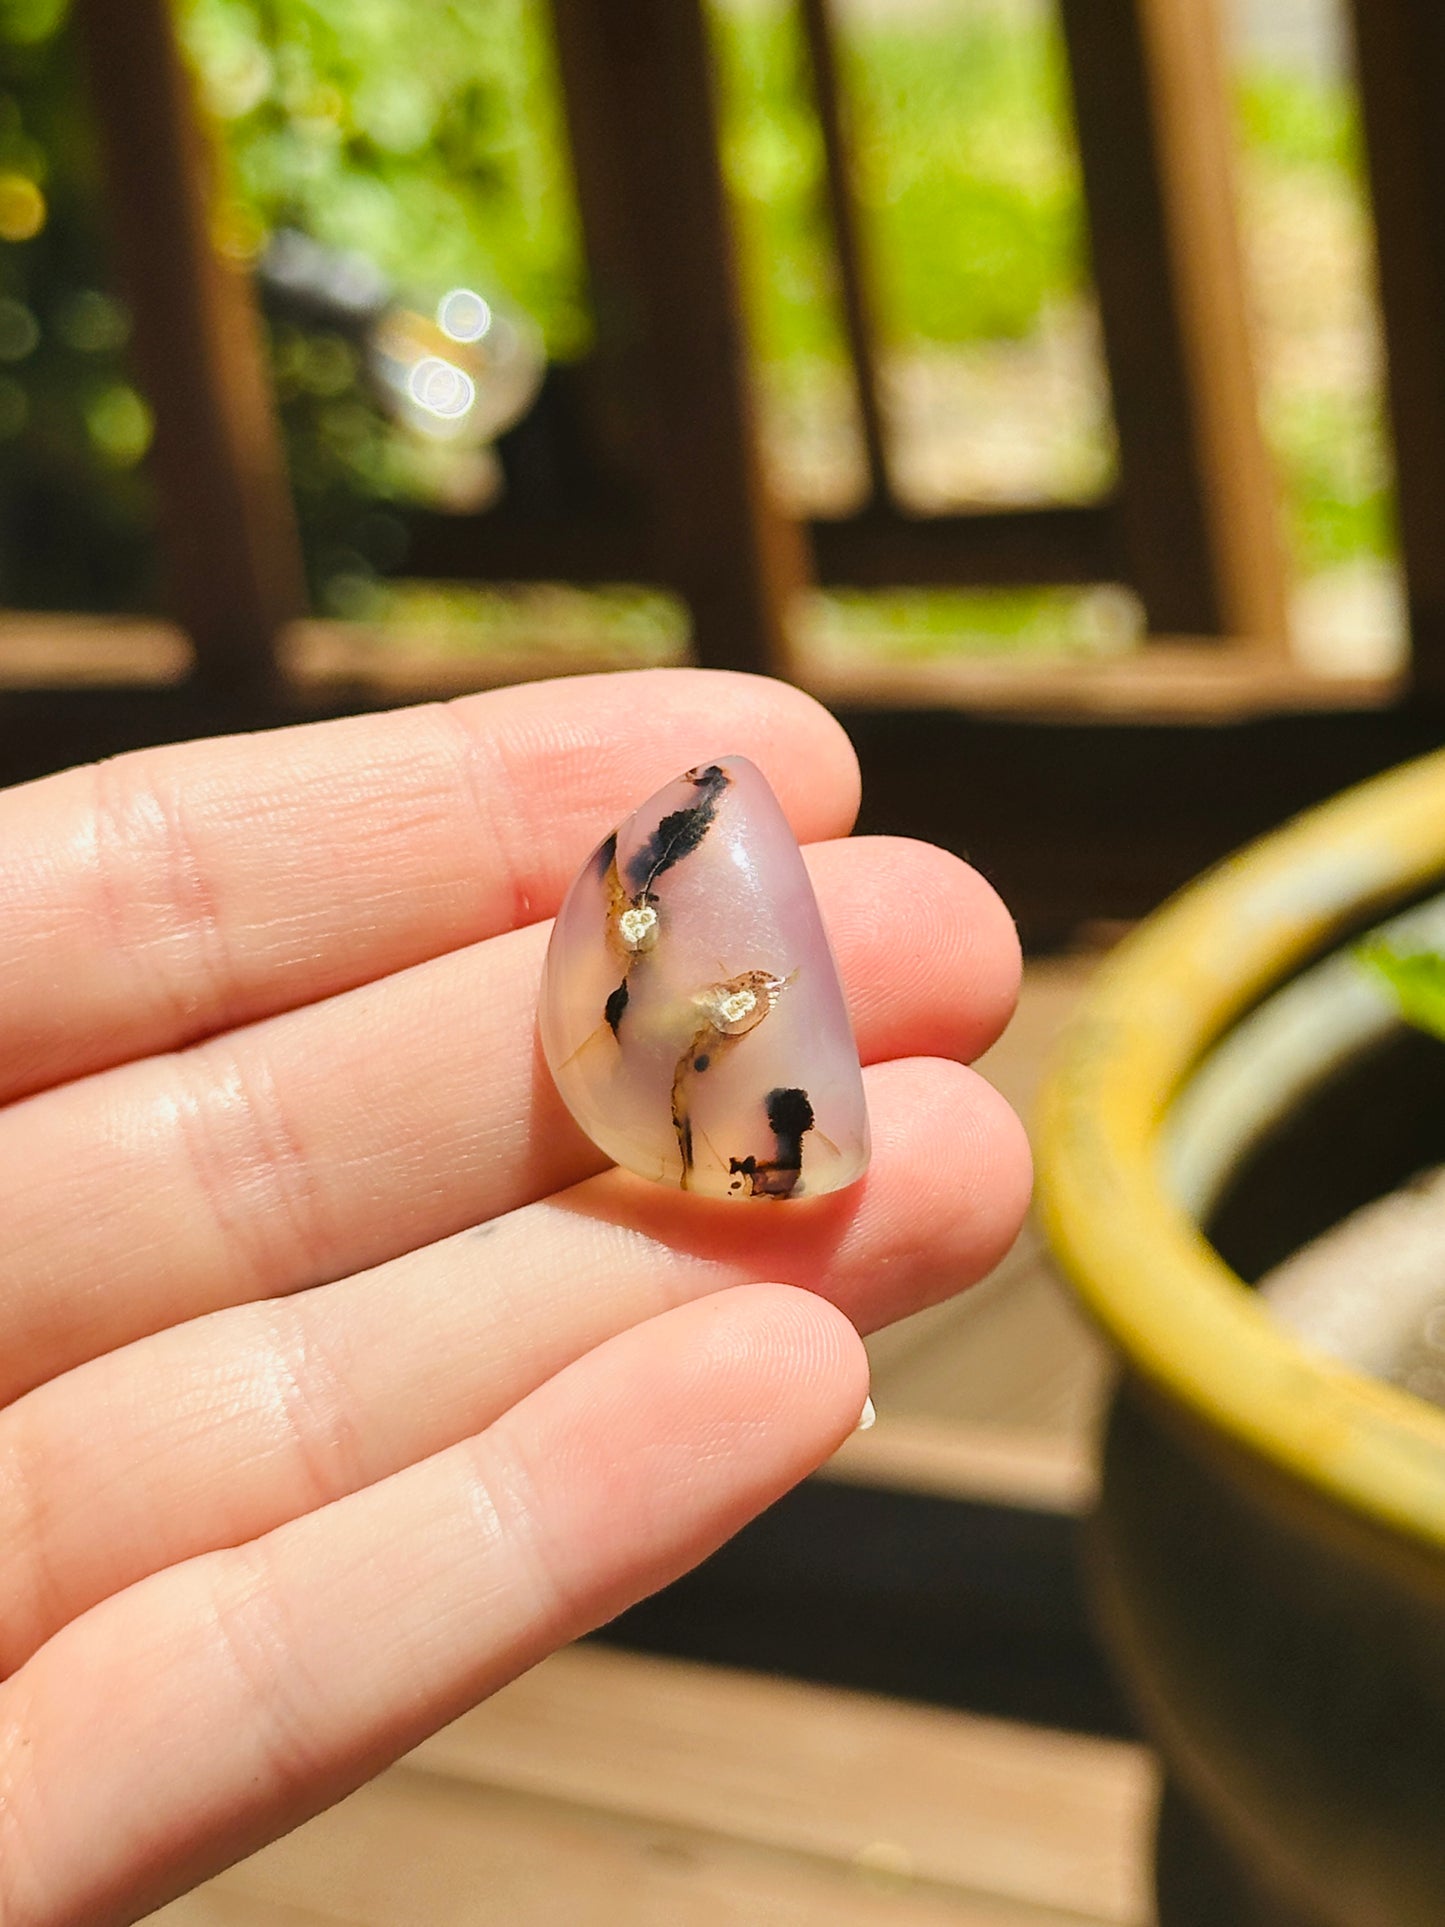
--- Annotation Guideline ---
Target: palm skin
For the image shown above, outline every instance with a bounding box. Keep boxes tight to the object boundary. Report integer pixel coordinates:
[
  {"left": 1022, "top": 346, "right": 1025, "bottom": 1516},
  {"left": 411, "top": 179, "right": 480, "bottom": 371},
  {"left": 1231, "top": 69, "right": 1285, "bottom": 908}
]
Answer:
[{"left": 0, "top": 669, "right": 1030, "bottom": 1925}]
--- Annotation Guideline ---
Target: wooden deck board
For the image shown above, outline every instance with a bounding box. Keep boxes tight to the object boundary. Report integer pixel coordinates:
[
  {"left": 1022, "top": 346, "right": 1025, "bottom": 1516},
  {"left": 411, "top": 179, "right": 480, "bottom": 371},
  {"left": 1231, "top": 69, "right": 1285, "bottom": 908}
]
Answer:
[
  {"left": 415, "top": 1646, "right": 1153, "bottom": 1919},
  {"left": 158, "top": 1777, "right": 1127, "bottom": 1927},
  {"left": 159, "top": 1646, "right": 1156, "bottom": 1927}
]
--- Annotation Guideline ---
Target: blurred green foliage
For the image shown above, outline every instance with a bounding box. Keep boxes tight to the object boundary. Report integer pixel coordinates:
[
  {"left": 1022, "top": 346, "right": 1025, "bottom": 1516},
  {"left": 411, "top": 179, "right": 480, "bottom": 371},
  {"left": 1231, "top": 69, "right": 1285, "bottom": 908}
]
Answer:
[
  {"left": 1236, "top": 62, "right": 1352, "bottom": 171},
  {"left": 1238, "top": 64, "right": 1393, "bottom": 580},
  {"left": 0, "top": 0, "right": 153, "bottom": 606},
  {"left": 181, "top": 0, "right": 583, "bottom": 349},
  {"left": 715, "top": 0, "right": 1083, "bottom": 366},
  {"left": 850, "top": 11, "right": 1080, "bottom": 344},
  {"left": 183, "top": 0, "right": 586, "bottom": 608},
  {"left": 1358, "top": 942, "right": 1445, "bottom": 1044},
  {"left": 1276, "top": 386, "right": 1391, "bottom": 577}
]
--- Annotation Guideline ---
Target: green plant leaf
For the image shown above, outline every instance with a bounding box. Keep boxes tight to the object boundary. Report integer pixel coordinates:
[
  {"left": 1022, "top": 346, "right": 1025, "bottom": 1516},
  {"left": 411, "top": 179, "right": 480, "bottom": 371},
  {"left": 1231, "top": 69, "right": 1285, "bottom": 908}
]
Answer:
[{"left": 1357, "top": 941, "right": 1445, "bottom": 1042}]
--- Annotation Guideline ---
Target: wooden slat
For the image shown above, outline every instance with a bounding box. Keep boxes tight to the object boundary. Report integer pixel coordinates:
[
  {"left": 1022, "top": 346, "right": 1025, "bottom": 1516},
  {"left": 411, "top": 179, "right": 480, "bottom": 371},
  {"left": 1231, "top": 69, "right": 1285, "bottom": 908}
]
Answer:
[
  {"left": 1348, "top": 0, "right": 1445, "bottom": 700},
  {"left": 546, "top": 0, "right": 807, "bottom": 674},
  {"left": 798, "top": 0, "right": 894, "bottom": 507},
  {"left": 158, "top": 1775, "right": 1133, "bottom": 1927},
  {"left": 74, "top": 0, "right": 306, "bottom": 692},
  {"left": 404, "top": 499, "right": 1119, "bottom": 590},
  {"left": 0, "top": 615, "right": 1396, "bottom": 718},
  {"left": 405, "top": 504, "right": 655, "bottom": 586},
  {"left": 0, "top": 613, "right": 192, "bottom": 688},
  {"left": 407, "top": 1646, "right": 1156, "bottom": 1924},
  {"left": 158, "top": 1777, "right": 1126, "bottom": 1926},
  {"left": 808, "top": 502, "right": 1118, "bottom": 588},
  {"left": 803, "top": 640, "right": 1397, "bottom": 722},
  {"left": 1059, "top": 0, "right": 1289, "bottom": 644},
  {"left": 295, "top": 628, "right": 1393, "bottom": 723}
]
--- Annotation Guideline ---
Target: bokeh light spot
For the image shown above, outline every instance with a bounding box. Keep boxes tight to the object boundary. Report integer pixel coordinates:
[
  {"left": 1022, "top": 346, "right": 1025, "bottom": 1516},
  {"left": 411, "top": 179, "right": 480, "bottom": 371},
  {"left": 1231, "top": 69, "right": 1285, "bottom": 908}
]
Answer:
[
  {"left": 56, "top": 288, "right": 130, "bottom": 355},
  {"left": 407, "top": 355, "right": 476, "bottom": 421},
  {"left": 212, "top": 203, "right": 267, "bottom": 263},
  {"left": 437, "top": 288, "right": 492, "bottom": 343},
  {"left": 0, "top": 173, "right": 46, "bottom": 241},
  {"left": 86, "top": 385, "right": 154, "bottom": 467},
  {"left": 2, "top": 0, "right": 66, "bottom": 46}
]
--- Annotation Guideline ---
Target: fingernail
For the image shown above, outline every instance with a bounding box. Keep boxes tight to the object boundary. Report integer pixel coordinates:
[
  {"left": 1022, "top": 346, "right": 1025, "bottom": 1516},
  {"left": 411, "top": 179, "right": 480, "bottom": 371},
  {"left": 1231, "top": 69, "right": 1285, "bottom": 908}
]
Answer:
[{"left": 855, "top": 1394, "right": 877, "bottom": 1432}]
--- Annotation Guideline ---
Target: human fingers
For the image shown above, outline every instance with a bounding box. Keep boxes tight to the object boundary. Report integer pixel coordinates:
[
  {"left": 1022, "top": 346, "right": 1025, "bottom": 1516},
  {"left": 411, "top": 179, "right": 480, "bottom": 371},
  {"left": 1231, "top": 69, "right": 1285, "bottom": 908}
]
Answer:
[
  {"left": 0, "top": 839, "right": 1018, "bottom": 1402},
  {"left": 0, "top": 1285, "right": 867, "bottom": 1927},
  {"left": 0, "top": 1056, "right": 1028, "bottom": 1667},
  {"left": 0, "top": 669, "right": 860, "bottom": 1104}
]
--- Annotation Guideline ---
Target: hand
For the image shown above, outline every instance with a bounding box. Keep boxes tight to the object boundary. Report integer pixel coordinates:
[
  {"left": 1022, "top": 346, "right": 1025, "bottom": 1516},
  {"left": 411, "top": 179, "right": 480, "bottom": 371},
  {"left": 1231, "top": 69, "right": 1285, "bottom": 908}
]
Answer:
[{"left": 0, "top": 669, "right": 1029, "bottom": 1925}]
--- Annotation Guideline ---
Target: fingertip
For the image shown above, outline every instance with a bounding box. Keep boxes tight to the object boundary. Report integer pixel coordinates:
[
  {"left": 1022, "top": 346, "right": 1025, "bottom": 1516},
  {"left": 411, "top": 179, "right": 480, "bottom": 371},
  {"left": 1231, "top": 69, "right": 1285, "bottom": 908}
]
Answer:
[
  {"left": 666, "top": 1280, "right": 870, "bottom": 1452},
  {"left": 810, "top": 836, "right": 1023, "bottom": 1064},
  {"left": 847, "top": 1057, "right": 1033, "bottom": 1326},
  {"left": 951, "top": 1063, "right": 1035, "bottom": 1270},
  {"left": 917, "top": 839, "right": 1023, "bottom": 1058},
  {"left": 478, "top": 667, "right": 863, "bottom": 846},
  {"left": 770, "top": 688, "right": 863, "bottom": 836},
  {"left": 501, "top": 1283, "right": 871, "bottom": 1619}
]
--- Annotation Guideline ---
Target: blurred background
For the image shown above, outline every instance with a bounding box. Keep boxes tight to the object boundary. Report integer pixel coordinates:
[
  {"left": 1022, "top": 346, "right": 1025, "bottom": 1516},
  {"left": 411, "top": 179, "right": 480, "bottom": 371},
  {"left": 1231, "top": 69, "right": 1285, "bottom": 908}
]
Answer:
[
  {"left": 11, "top": 2, "right": 1445, "bottom": 1923},
  {"left": 0, "top": 0, "right": 1403, "bottom": 677}
]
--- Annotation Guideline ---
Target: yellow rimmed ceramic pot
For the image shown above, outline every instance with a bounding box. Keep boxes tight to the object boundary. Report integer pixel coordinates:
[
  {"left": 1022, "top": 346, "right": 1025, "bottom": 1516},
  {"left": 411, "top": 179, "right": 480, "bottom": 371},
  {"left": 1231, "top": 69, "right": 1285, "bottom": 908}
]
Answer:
[{"left": 1037, "top": 748, "right": 1445, "bottom": 1927}]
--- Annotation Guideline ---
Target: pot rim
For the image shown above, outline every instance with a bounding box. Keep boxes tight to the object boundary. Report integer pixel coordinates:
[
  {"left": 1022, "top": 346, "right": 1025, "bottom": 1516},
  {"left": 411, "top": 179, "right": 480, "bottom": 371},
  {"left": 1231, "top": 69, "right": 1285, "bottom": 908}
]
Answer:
[{"left": 1037, "top": 747, "right": 1445, "bottom": 1555}]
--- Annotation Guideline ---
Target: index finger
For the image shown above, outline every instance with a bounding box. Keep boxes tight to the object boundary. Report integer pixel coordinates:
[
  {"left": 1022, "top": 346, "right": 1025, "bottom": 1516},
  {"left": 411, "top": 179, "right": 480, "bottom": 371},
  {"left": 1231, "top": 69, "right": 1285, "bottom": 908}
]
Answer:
[{"left": 0, "top": 669, "right": 860, "bottom": 1102}]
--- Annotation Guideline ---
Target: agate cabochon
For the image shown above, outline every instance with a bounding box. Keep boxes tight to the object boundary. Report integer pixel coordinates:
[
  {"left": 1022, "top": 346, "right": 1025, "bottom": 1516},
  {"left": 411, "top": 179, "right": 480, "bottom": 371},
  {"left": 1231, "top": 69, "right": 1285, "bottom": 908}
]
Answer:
[{"left": 540, "top": 756, "right": 870, "bottom": 1199}]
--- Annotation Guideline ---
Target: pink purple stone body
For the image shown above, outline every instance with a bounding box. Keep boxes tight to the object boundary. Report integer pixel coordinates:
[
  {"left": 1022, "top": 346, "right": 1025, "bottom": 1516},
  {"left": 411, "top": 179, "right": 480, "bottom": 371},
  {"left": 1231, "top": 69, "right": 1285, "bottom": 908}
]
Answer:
[{"left": 540, "top": 756, "right": 870, "bottom": 1199}]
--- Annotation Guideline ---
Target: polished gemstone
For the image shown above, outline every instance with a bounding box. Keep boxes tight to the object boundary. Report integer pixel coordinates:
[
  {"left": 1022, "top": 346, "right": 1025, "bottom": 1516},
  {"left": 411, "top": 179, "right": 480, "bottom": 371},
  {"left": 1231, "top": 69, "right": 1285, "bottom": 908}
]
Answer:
[{"left": 540, "top": 756, "right": 869, "bottom": 1199}]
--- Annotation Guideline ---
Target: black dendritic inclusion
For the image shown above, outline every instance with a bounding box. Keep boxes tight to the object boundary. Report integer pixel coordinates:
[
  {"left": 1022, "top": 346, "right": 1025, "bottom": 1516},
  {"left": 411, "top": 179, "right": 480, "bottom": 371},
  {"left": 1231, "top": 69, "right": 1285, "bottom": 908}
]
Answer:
[
  {"left": 730, "top": 1086, "right": 815, "bottom": 1199},
  {"left": 767, "top": 1085, "right": 815, "bottom": 1150},
  {"left": 625, "top": 764, "right": 730, "bottom": 896},
  {"left": 598, "top": 770, "right": 728, "bottom": 1045},
  {"left": 604, "top": 980, "right": 630, "bottom": 1036}
]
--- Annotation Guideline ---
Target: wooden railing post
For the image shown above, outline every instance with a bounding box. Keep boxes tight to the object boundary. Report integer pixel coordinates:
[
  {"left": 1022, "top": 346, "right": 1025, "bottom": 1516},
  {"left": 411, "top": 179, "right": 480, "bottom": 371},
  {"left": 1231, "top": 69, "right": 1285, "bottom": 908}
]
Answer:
[
  {"left": 797, "top": 0, "right": 893, "bottom": 511},
  {"left": 546, "top": 0, "right": 807, "bottom": 675},
  {"left": 1059, "top": 0, "right": 1290, "bottom": 645},
  {"left": 75, "top": 0, "right": 305, "bottom": 694},
  {"left": 1349, "top": 0, "right": 1445, "bottom": 703}
]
